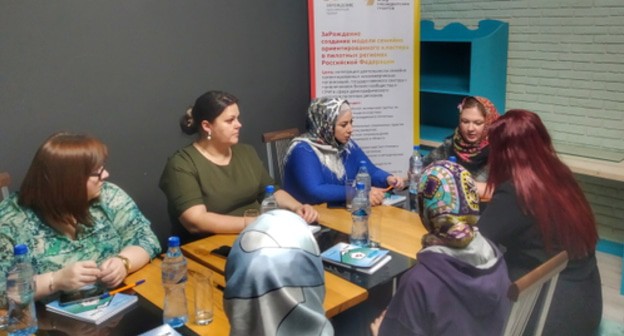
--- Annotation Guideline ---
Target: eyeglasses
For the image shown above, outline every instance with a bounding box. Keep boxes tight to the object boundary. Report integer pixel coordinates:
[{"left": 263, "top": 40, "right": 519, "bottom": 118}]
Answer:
[{"left": 89, "top": 166, "right": 106, "bottom": 181}]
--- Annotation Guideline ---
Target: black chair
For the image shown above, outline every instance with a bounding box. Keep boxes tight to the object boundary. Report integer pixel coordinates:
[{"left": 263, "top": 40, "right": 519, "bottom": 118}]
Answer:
[{"left": 261, "top": 128, "right": 300, "bottom": 185}]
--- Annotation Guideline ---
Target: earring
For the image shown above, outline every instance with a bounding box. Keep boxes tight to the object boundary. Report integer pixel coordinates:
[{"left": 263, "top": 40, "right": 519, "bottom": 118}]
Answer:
[{"left": 207, "top": 132, "right": 212, "bottom": 141}]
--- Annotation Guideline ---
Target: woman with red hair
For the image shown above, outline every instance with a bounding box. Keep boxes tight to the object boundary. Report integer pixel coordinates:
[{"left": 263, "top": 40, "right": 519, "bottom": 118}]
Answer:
[{"left": 478, "top": 110, "right": 602, "bottom": 335}]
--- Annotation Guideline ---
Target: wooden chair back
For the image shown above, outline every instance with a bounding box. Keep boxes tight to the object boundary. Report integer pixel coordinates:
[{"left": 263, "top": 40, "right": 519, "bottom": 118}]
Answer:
[
  {"left": 502, "top": 250, "right": 568, "bottom": 336},
  {"left": 261, "top": 128, "right": 299, "bottom": 185},
  {"left": 0, "top": 172, "right": 11, "bottom": 201}
]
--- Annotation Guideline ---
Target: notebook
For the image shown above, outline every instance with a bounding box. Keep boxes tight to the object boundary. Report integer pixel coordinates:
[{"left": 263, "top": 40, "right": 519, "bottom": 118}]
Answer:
[
  {"left": 138, "top": 323, "right": 183, "bottom": 336},
  {"left": 321, "top": 242, "right": 391, "bottom": 274},
  {"left": 383, "top": 194, "right": 406, "bottom": 206},
  {"left": 46, "top": 293, "right": 138, "bottom": 325}
]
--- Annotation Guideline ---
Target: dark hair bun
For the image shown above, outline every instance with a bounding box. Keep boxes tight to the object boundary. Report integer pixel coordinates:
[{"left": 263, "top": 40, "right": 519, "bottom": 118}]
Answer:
[{"left": 179, "top": 106, "right": 197, "bottom": 135}]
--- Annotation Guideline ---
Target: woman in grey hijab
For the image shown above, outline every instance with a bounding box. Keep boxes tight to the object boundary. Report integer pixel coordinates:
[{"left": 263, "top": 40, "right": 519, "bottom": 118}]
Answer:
[
  {"left": 224, "top": 209, "right": 334, "bottom": 336},
  {"left": 283, "top": 97, "right": 404, "bottom": 206}
]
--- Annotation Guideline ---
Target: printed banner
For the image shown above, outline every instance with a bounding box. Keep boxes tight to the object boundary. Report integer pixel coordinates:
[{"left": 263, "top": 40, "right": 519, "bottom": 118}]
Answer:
[{"left": 308, "top": 0, "right": 419, "bottom": 176}]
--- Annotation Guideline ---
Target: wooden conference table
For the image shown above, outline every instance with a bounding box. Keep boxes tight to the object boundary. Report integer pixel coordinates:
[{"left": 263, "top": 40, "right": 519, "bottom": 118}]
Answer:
[
  {"left": 124, "top": 203, "right": 427, "bottom": 334},
  {"left": 181, "top": 234, "right": 368, "bottom": 318},
  {"left": 125, "top": 257, "right": 230, "bottom": 335},
  {"left": 313, "top": 203, "right": 427, "bottom": 259},
  {"left": 37, "top": 258, "right": 222, "bottom": 335}
]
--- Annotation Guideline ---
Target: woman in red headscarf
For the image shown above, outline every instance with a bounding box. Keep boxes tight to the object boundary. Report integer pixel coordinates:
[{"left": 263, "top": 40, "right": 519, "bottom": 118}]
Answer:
[{"left": 422, "top": 96, "right": 500, "bottom": 197}]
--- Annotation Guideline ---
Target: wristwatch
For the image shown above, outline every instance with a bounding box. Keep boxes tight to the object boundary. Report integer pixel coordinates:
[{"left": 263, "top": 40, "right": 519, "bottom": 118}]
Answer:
[{"left": 115, "top": 254, "right": 131, "bottom": 273}]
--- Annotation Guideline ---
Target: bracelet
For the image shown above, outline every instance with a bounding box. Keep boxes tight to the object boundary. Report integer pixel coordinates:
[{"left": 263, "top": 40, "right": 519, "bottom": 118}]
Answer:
[
  {"left": 115, "top": 254, "right": 131, "bottom": 274},
  {"left": 49, "top": 271, "right": 55, "bottom": 292}
]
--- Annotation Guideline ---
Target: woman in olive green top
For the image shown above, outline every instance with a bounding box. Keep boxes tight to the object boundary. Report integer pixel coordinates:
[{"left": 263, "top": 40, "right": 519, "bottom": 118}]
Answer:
[{"left": 160, "top": 90, "right": 318, "bottom": 243}]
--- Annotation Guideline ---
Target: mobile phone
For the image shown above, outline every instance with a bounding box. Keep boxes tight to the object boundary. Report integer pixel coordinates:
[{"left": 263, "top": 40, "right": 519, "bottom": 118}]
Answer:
[
  {"left": 59, "top": 284, "right": 106, "bottom": 306},
  {"left": 315, "top": 228, "right": 349, "bottom": 252},
  {"left": 210, "top": 245, "right": 231, "bottom": 258}
]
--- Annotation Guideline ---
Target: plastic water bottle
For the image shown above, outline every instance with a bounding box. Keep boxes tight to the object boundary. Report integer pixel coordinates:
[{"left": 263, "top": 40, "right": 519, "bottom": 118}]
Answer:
[
  {"left": 355, "top": 161, "right": 371, "bottom": 194},
  {"left": 1, "top": 271, "right": 7, "bottom": 330},
  {"left": 408, "top": 146, "right": 423, "bottom": 213},
  {"left": 162, "top": 236, "right": 188, "bottom": 328},
  {"left": 350, "top": 182, "right": 370, "bottom": 247},
  {"left": 7, "top": 244, "right": 37, "bottom": 336},
  {"left": 260, "top": 185, "right": 279, "bottom": 213}
]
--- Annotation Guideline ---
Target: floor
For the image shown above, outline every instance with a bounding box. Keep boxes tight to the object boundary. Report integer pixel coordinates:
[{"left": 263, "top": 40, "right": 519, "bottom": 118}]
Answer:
[{"left": 596, "top": 251, "right": 624, "bottom": 335}]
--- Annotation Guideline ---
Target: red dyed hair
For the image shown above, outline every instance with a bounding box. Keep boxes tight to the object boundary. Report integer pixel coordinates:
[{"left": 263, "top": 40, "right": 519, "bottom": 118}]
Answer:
[{"left": 486, "top": 110, "right": 597, "bottom": 259}]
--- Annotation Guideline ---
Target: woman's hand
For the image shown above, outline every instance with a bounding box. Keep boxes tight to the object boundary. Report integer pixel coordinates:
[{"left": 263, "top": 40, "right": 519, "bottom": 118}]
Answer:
[
  {"left": 99, "top": 257, "right": 128, "bottom": 288},
  {"left": 370, "top": 309, "right": 387, "bottom": 336},
  {"left": 295, "top": 204, "right": 319, "bottom": 223},
  {"left": 55, "top": 261, "right": 101, "bottom": 292},
  {"left": 475, "top": 181, "right": 493, "bottom": 201},
  {"left": 369, "top": 187, "right": 386, "bottom": 206},
  {"left": 386, "top": 175, "right": 405, "bottom": 190}
]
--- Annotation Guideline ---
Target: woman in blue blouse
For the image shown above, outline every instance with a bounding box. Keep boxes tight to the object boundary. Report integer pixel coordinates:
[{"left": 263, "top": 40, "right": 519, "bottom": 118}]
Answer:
[
  {"left": 283, "top": 97, "right": 404, "bottom": 205},
  {"left": 0, "top": 133, "right": 161, "bottom": 301}
]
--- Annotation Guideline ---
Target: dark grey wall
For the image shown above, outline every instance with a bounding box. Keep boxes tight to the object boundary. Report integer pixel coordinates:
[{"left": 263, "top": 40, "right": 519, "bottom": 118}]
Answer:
[{"left": 0, "top": 1, "right": 310, "bottom": 245}]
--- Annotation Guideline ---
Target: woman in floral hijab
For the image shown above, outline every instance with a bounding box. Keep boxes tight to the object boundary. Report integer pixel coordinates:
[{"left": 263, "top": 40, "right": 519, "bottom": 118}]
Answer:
[
  {"left": 371, "top": 160, "right": 510, "bottom": 336},
  {"left": 423, "top": 96, "right": 500, "bottom": 197},
  {"left": 283, "top": 97, "right": 404, "bottom": 205}
]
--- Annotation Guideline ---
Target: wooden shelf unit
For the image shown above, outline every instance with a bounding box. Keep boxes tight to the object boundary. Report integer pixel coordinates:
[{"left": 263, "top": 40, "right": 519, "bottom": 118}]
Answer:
[{"left": 419, "top": 20, "right": 509, "bottom": 143}]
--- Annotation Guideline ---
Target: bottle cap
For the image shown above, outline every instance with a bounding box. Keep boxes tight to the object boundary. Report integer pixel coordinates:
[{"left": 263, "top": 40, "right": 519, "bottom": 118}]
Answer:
[
  {"left": 14, "top": 244, "right": 28, "bottom": 256},
  {"left": 356, "top": 182, "right": 365, "bottom": 190},
  {"left": 265, "top": 185, "right": 275, "bottom": 193},
  {"left": 449, "top": 156, "right": 457, "bottom": 163},
  {"left": 168, "top": 236, "right": 181, "bottom": 248},
  {"left": 413, "top": 145, "right": 420, "bottom": 150}
]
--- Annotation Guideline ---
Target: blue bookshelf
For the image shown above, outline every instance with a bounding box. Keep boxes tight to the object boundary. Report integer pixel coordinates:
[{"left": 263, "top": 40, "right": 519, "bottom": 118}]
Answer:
[{"left": 420, "top": 20, "right": 509, "bottom": 144}]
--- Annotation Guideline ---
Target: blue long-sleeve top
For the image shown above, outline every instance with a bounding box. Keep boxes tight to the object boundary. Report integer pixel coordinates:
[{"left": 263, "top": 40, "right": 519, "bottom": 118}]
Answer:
[{"left": 283, "top": 140, "right": 391, "bottom": 204}]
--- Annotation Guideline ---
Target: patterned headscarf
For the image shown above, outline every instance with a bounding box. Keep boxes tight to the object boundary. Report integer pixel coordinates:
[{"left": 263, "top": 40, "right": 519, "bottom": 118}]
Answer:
[
  {"left": 224, "top": 210, "right": 334, "bottom": 336},
  {"left": 284, "top": 97, "right": 352, "bottom": 179},
  {"left": 418, "top": 160, "right": 480, "bottom": 249},
  {"left": 452, "top": 96, "right": 500, "bottom": 169},
  {"left": 302, "top": 97, "right": 350, "bottom": 152}
]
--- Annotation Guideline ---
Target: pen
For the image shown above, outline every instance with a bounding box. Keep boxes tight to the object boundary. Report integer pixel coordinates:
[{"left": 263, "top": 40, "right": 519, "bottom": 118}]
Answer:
[{"left": 100, "top": 279, "right": 145, "bottom": 299}]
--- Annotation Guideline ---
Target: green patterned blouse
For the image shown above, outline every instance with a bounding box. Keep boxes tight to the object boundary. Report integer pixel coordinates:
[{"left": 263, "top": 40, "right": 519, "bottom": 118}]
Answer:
[{"left": 0, "top": 182, "right": 161, "bottom": 278}]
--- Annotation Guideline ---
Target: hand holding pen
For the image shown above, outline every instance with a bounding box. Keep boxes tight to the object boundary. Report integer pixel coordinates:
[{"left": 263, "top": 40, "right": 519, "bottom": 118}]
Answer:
[{"left": 386, "top": 175, "right": 405, "bottom": 191}]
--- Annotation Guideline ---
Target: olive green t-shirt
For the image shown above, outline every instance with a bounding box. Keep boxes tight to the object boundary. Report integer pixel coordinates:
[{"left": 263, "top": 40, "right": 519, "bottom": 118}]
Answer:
[{"left": 159, "top": 143, "right": 274, "bottom": 241}]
